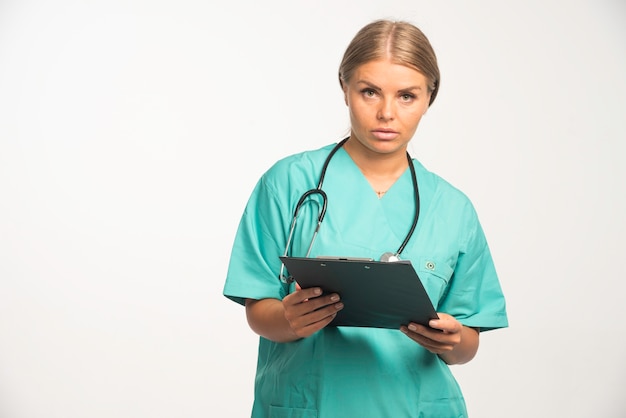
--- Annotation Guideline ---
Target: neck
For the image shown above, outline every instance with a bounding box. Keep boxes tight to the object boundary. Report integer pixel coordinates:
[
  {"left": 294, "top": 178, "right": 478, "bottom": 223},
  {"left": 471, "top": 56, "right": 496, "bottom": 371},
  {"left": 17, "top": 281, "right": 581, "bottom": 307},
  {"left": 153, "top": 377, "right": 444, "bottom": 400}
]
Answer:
[
  {"left": 343, "top": 137, "right": 409, "bottom": 178},
  {"left": 343, "top": 137, "right": 410, "bottom": 196}
]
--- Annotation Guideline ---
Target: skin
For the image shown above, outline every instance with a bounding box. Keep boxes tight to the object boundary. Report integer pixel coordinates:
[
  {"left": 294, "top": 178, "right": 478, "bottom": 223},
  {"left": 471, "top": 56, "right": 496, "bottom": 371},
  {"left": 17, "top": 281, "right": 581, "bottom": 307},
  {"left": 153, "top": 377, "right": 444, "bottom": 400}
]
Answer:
[
  {"left": 246, "top": 58, "right": 479, "bottom": 365},
  {"left": 342, "top": 58, "right": 430, "bottom": 160},
  {"left": 341, "top": 58, "right": 430, "bottom": 194}
]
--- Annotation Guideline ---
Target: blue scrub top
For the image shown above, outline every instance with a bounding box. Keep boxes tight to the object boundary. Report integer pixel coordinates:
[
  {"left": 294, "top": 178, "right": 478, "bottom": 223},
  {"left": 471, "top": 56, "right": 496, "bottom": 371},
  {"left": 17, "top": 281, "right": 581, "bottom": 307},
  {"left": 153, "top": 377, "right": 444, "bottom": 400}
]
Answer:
[{"left": 224, "top": 143, "right": 508, "bottom": 418}]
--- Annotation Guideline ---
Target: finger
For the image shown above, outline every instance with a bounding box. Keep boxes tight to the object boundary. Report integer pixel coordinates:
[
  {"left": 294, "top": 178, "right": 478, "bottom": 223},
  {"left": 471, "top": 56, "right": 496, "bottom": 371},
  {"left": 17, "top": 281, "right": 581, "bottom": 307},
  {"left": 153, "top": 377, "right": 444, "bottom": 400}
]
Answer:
[
  {"left": 294, "top": 312, "right": 339, "bottom": 338},
  {"left": 411, "top": 323, "right": 461, "bottom": 344},
  {"left": 284, "top": 294, "right": 343, "bottom": 324},
  {"left": 284, "top": 287, "right": 323, "bottom": 306},
  {"left": 428, "top": 319, "right": 461, "bottom": 334},
  {"left": 401, "top": 325, "right": 440, "bottom": 344},
  {"left": 290, "top": 303, "right": 344, "bottom": 338},
  {"left": 407, "top": 322, "right": 442, "bottom": 336},
  {"left": 403, "top": 323, "right": 456, "bottom": 344},
  {"left": 302, "top": 302, "right": 344, "bottom": 326},
  {"left": 400, "top": 326, "right": 454, "bottom": 353},
  {"left": 295, "top": 295, "right": 343, "bottom": 320},
  {"left": 428, "top": 313, "right": 463, "bottom": 334}
]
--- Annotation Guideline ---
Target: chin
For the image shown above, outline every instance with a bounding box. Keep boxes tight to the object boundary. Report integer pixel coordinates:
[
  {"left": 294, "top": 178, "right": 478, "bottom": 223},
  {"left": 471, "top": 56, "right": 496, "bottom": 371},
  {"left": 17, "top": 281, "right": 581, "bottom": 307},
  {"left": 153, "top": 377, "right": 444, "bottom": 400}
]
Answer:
[
  {"left": 348, "top": 135, "right": 407, "bottom": 155},
  {"left": 367, "top": 141, "right": 405, "bottom": 154}
]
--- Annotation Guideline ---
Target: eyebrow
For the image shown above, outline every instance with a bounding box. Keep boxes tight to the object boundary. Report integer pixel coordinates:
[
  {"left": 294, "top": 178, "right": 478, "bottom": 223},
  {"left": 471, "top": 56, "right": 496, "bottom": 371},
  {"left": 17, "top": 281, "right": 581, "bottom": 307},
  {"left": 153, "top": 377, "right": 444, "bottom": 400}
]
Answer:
[{"left": 356, "top": 80, "right": 423, "bottom": 92}]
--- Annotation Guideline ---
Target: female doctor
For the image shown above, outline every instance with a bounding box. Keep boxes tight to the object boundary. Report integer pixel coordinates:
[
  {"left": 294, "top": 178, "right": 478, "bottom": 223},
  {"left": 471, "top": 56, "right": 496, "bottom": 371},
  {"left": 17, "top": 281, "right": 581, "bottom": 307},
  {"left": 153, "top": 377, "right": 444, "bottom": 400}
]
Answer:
[{"left": 223, "top": 19, "right": 508, "bottom": 417}]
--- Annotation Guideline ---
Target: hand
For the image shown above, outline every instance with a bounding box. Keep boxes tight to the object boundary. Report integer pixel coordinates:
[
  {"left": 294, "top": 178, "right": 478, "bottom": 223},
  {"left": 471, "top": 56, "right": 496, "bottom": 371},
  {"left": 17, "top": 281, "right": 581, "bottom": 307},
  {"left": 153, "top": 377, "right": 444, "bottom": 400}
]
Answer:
[
  {"left": 400, "top": 313, "right": 463, "bottom": 355},
  {"left": 282, "top": 284, "right": 343, "bottom": 339}
]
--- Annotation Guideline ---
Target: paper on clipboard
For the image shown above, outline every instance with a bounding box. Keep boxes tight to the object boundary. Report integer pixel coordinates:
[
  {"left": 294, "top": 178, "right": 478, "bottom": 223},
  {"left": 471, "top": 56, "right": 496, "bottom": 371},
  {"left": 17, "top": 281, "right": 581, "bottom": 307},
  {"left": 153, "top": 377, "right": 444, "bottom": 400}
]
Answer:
[{"left": 279, "top": 256, "right": 439, "bottom": 329}]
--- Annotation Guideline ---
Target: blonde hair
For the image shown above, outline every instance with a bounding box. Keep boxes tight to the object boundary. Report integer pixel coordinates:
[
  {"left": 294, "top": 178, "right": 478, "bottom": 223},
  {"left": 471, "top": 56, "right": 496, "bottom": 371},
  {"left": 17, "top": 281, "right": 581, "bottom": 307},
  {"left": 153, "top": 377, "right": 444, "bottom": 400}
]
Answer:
[{"left": 338, "top": 20, "right": 440, "bottom": 106}]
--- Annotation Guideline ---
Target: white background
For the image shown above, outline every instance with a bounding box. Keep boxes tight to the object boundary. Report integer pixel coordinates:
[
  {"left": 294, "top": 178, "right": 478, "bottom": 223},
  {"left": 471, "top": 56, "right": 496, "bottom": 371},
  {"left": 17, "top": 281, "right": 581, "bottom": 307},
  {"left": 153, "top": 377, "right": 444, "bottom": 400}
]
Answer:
[{"left": 1, "top": 0, "right": 625, "bottom": 417}]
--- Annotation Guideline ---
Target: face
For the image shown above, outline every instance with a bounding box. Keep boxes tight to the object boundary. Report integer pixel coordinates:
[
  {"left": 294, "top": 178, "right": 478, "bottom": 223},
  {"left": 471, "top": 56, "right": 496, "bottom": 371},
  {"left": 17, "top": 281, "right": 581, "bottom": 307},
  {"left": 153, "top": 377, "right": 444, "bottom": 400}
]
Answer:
[{"left": 343, "top": 59, "right": 431, "bottom": 157}]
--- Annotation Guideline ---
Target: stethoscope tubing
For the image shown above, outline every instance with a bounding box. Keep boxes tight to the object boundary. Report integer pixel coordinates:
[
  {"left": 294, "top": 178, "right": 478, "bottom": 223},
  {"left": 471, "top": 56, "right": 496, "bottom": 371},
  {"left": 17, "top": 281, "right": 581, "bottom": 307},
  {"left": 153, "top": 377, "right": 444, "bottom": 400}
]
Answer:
[{"left": 279, "top": 137, "right": 420, "bottom": 283}]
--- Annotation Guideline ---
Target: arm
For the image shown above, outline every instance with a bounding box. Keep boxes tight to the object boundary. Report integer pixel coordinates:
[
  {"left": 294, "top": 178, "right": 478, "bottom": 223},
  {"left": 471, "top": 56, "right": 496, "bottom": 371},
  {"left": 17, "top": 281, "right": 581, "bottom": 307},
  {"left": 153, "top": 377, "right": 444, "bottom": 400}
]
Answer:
[
  {"left": 400, "top": 313, "right": 480, "bottom": 365},
  {"left": 245, "top": 286, "right": 344, "bottom": 343}
]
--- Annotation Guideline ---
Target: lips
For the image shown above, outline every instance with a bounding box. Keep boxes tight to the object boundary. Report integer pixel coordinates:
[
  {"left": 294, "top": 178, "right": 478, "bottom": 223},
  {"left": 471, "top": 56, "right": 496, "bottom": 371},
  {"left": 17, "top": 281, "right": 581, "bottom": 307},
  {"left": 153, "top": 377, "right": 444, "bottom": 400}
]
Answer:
[{"left": 371, "top": 129, "right": 399, "bottom": 141}]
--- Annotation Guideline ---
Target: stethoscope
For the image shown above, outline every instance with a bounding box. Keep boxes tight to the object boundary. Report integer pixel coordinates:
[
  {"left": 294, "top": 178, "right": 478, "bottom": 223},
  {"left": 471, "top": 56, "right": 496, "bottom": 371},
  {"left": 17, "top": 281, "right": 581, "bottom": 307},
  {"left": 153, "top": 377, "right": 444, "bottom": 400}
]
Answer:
[{"left": 279, "top": 137, "right": 420, "bottom": 283}]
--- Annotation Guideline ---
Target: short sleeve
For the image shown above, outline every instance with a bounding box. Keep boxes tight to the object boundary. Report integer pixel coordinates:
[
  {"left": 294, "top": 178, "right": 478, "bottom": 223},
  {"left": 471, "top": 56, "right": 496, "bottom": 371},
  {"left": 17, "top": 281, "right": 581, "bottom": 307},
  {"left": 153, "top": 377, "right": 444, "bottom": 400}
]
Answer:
[
  {"left": 437, "top": 207, "right": 508, "bottom": 332},
  {"left": 222, "top": 174, "right": 292, "bottom": 306}
]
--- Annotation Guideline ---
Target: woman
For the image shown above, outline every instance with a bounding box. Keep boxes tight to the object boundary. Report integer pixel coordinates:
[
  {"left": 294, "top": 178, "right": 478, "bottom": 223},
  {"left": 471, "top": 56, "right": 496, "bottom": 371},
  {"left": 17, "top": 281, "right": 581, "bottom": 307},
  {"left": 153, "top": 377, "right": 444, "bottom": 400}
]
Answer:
[{"left": 223, "top": 19, "right": 508, "bottom": 417}]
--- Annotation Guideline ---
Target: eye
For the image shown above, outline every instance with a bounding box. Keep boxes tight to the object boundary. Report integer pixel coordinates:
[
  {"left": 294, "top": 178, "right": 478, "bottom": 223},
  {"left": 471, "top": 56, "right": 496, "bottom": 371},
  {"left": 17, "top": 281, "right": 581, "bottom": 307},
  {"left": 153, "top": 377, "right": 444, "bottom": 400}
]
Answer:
[
  {"left": 361, "top": 88, "right": 377, "bottom": 98},
  {"left": 400, "top": 93, "right": 415, "bottom": 103}
]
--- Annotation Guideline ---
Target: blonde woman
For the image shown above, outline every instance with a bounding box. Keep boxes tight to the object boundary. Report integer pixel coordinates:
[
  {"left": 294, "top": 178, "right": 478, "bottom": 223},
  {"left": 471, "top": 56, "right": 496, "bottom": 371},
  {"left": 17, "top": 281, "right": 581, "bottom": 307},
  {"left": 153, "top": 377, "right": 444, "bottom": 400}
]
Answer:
[{"left": 224, "top": 19, "right": 508, "bottom": 417}]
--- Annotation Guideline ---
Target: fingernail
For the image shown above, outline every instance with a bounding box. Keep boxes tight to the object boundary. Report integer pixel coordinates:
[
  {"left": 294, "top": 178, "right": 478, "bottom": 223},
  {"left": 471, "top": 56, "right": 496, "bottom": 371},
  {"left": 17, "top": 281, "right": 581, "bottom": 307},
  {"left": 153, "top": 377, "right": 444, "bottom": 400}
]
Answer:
[
  {"left": 330, "top": 294, "right": 339, "bottom": 302},
  {"left": 313, "top": 288, "right": 322, "bottom": 295},
  {"left": 408, "top": 324, "right": 417, "bottom": 332}
]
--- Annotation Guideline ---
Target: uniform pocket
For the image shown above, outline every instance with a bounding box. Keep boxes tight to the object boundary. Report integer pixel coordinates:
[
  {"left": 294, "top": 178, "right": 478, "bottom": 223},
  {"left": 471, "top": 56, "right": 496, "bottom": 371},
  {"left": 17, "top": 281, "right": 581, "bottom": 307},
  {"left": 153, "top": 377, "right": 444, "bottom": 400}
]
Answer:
[
  {"left": 415, "top": 257, "right": 453, "bottom": 306},
  {"left": 269, "top": 405, "right": 318, "bottom": 418},
  {"left": 417, "top": 399, "right": 466, "bottom": 418}
]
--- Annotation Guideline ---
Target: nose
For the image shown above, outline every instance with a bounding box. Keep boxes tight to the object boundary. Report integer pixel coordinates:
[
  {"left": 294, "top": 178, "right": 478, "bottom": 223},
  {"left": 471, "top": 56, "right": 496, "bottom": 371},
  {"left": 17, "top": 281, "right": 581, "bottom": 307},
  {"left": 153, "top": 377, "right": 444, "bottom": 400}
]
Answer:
[{"left": 377, "top": 97, "right": 395, "bottom": 121}]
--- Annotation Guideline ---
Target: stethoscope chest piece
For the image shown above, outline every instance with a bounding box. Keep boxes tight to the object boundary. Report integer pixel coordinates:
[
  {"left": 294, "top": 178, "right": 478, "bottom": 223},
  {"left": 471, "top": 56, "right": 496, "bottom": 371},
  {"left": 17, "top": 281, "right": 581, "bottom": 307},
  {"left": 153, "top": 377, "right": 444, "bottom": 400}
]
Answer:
[{"left": 380, "top": 252, "right": 401, "bottom": 263}]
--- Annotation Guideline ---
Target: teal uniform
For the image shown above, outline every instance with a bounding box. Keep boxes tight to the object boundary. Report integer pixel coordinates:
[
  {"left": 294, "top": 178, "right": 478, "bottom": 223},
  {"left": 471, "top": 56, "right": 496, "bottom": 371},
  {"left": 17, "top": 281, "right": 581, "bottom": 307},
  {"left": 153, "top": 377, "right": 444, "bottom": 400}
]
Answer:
[{"left": 223, "top": 143, "right": 508, "bottom": 418}]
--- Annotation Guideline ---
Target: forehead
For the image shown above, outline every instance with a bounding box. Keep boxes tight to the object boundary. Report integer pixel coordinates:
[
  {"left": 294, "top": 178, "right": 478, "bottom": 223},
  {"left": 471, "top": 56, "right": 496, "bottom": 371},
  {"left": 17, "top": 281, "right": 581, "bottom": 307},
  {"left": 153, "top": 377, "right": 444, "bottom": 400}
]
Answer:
[{"left": 352, "top": 59, "right": 428, "bottom": 89}]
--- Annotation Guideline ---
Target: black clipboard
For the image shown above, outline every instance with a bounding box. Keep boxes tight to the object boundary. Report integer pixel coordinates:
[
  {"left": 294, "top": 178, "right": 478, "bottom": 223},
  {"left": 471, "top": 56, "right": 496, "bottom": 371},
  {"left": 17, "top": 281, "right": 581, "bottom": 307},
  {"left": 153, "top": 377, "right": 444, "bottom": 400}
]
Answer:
[{"left": 280, "top": 256, "right": 439, "bottom": 329}]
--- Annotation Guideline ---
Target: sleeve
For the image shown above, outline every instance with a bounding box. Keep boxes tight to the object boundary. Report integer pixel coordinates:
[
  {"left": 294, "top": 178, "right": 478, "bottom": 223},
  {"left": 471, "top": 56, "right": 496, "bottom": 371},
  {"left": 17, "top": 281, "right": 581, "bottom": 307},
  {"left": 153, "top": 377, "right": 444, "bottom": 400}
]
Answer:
[
  {"left": 437, "top": 205, "right": 509, "bottom": 332},
  {"left": 222, "top": 174, "right": 292, "bottom": 306}
]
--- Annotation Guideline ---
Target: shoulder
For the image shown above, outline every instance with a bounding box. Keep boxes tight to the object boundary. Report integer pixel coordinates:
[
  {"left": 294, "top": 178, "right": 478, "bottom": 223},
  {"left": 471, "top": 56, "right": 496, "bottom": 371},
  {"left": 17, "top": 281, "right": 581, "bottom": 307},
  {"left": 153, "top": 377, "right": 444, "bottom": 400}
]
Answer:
[
  {"left": 412, "top": 159, "right": 475, "bottom": 212},
  {"left": 260, "top": 142, "right": 339, "bottom": 192},
  {"left": 412, "top": 159, "right": 488, "bottom": 250}
]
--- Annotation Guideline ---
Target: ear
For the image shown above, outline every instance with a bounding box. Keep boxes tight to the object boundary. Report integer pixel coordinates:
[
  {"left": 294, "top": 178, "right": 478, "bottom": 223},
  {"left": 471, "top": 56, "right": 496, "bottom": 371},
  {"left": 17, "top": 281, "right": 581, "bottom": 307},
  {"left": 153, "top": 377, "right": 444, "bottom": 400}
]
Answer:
[{"left": 340, "top": 80, "right": 349, "bottom": 106}]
